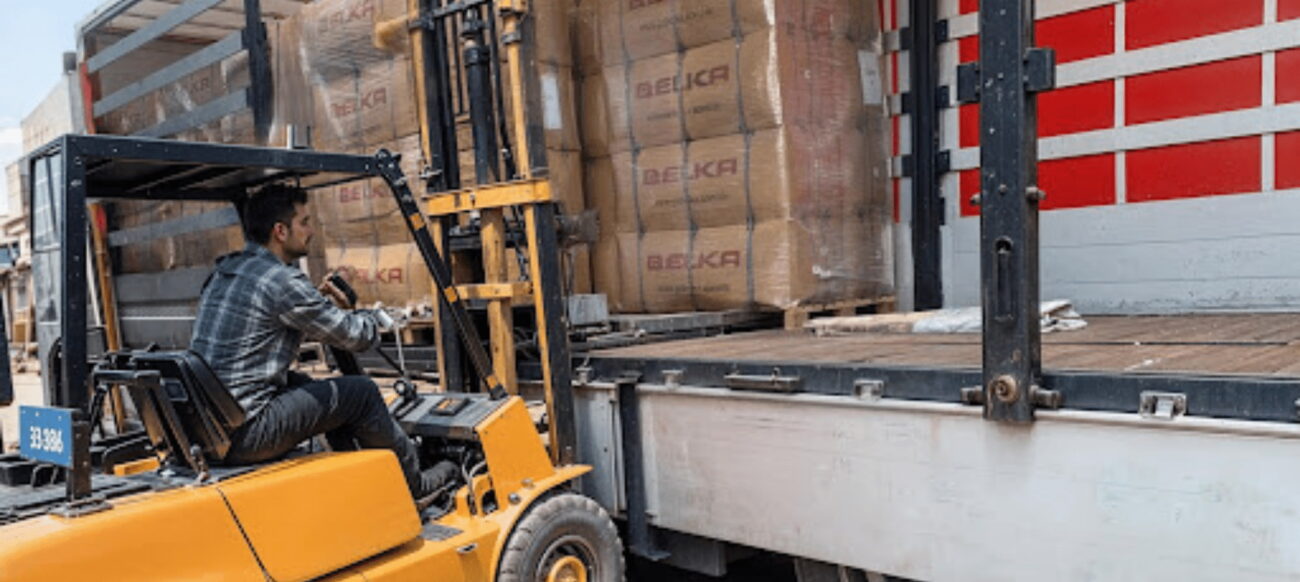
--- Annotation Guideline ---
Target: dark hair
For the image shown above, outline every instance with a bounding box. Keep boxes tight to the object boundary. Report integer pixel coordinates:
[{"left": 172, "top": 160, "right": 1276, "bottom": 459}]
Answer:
[{"left": 239, "top": 184, "right": 308, "bottom": 244}]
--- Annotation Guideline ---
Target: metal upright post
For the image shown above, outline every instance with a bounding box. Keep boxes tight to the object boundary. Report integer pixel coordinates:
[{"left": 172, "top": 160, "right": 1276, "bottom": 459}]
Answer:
[
  {"left": 463, "top": 15, "right": 500, "bottom": 184},
  {"left": 61, "top": 138, "right": 90, "bottom": 412},
  {"left": 974, "top": 0, "right": 1056, "bottom": 422},
  {"left": 414, "top": 0, "right": 465, "bottom": 392},
  {"left": 463, "top": 11, "right": 517, "bottom": 394},
  {"left": 0, "top": 292, "right": 12, "bottom": 406},
  {"left": 67, "top": 413, "right": 93, "bottom": 501},
  {"left": 909, "top": 0, "right": 945, "bottom": 310},
  {"left": 243, "top": 0, "right": 273, "bottom": 142},
  {"left": 500, "top": 0, "right": 576, "bottom": 464}
]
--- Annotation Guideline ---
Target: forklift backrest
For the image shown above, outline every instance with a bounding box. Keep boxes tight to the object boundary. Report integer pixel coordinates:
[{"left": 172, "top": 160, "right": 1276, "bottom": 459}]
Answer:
[{"left": 128, "top": 351, "right": 246, "bottom": 464}]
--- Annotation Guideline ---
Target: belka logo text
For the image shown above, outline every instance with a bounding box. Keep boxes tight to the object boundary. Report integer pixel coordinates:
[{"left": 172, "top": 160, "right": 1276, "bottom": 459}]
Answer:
[
  {"left": 637, "top": 65, "right": 730, "bottom": 99},
  {"left": 647, "top": 250, "right": 742, "bottom": 271}
]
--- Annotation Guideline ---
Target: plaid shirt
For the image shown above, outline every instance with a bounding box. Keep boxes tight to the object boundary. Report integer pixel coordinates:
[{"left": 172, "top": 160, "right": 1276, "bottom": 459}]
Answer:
[{"left": 191, "top": 243, "right": 379, "bottom": 417}]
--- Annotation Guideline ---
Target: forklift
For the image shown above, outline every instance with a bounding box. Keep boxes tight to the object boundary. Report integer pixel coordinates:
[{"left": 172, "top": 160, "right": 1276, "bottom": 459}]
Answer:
[{"left": 0, "top": 1, "right": 623, "bottom": 580}]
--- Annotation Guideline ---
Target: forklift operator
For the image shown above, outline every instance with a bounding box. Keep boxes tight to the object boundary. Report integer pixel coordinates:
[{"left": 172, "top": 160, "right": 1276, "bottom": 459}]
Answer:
[{"left": 190, "top": 184, "right": 428, "bottom": 497}]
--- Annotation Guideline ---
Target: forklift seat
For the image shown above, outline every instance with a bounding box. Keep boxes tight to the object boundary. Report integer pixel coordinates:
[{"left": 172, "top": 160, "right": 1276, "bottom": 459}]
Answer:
[{"left": 125, "top": 351, "right": 247, "bottom": 468}]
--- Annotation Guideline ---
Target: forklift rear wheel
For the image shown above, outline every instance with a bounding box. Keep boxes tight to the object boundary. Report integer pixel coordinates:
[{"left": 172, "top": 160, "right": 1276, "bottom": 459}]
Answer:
[{"left": 497, "top": 493, "right": 625, "bottom": 582}]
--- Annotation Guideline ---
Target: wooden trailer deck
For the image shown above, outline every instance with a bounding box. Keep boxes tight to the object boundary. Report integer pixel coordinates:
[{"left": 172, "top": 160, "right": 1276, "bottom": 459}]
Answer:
[{"left": 589, "top": 313, "right": 1300, "bottom": 377}]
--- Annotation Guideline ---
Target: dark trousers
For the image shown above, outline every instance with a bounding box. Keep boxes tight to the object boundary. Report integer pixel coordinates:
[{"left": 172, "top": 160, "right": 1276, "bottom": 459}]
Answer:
[{"left": 223, "top": 374, "right": 422, "bottom": 496}]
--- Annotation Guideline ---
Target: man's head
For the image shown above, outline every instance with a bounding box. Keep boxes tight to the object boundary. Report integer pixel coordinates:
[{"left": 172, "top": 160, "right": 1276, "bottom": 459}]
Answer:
[{"left": 241, "top": 184, "right": 313, "bottom": 263}]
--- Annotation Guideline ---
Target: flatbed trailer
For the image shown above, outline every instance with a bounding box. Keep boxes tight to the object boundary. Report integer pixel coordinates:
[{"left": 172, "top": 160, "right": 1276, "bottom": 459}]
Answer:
[
  {"left": 19, "top": 0, "right": 1298, "bottom": 579},
  {"left": 597, "top": 314, "right": 1300, "bottom": 377},
  {"left": 565, "top": 314, "right": 1300, "bottom": 581},
  {"left": 525, "top": 0, "right": 1293, "bottom": 576}
]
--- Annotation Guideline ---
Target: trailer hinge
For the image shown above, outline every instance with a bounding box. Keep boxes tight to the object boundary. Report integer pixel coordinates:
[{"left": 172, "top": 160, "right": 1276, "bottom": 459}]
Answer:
[
  {"left": 1139, "top": 392, "right": 1187, "bottom": 420},
  {"left": 900, "top": 86, "right": 952, "bottom": 115},
  {"left": 854, "top": 379, "right": 885, "bottom": 401},
  {"left": 897, "top": 20, "right": 949, "bottom": 50},
  {"left": 1024, "top": 48, "right": 1057, "bottom": 93},
  {"left": 956, "top": 62, "right": 980, "bottom": 104},
  {"left": 961, "top": 385, "right": 1062, "bottom": 411},
  {"left": 936, "top": 150, "right": 951, "bottom": 174},
  {"left": 900, "top": 150, "right": 953, "bottom": 178}
]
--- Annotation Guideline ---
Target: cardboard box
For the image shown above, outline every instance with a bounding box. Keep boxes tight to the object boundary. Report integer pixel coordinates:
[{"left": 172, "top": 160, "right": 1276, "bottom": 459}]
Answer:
[
  {"left": 96, "top": 91, "right": 160, "bottom": 136},
  {"left": 296, "top": 0, "right": 410, "bottom": 80},
  {"left": 314, "top": 132, "right": 423, "bottom": 248},
  {"left": 579, "top": 67, "right": 631, "bottom": 156},
  {"left": 583, "top": 29, "right": 868, "bottom": 152},
  {"left": 547, "top": 149, "right": 586, "bottom": 213},
  {"left": 310, "top": 56, "right": 419, "bottom": 153},
  {"left": 574, "top": 0, "right": 872, "bottom": 69},
  {"left": 536, "top": 64, "right": 583, "bottom": 152},
  {"left": 497, "top": 63, "right": 585, "bottom": 154},
  {"left": 576, "top": 0, "right": 893, "bottom": 313},
  {"left": 588, "top": 123, "right": 890, "bottom": 311},
  {"left": 533, "top": 0, "right": 576, "bottom": 67},
  {"left": 324, "top": 243, "right": 435, "bottom": 308}
]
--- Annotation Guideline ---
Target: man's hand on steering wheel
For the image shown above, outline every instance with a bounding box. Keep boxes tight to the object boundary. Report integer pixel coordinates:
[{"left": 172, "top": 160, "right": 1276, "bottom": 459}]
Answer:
[{"left": 318, "top": 271, "right": 355, "bottom": 309}]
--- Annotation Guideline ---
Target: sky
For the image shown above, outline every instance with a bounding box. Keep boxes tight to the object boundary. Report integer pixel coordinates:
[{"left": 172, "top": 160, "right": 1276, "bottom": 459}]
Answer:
[{"left": 0, "top": 0, "right": 107, "bottom": 214}]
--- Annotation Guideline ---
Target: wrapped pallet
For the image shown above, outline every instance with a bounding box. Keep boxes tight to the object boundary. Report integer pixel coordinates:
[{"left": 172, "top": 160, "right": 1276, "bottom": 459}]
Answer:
[
  {"left": 275, "top": 0, "right": 591, "bottom": 305},
  {"left": 464, "top": 0, "right": 591, "bottom": 293},
  {"left": 290, "top": 0, "right": 420, "bottom": 152},
  {"left": 574, "top": 0, "right": 893, "bottom": 313}
]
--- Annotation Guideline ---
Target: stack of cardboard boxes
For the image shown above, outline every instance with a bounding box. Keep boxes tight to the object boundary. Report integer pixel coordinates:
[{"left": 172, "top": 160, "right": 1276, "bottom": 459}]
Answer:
[
  {"left": 574, "top": 0, "right": 893, "bottom": 313},
  {"left": 89, "top": 0, "right": 893, "bottom": 313},
  {"left": 284, "top": 0, "right": 592, "bottom": 307},
  {"left": 282, "top": 0, "right": 434, "bottom": 309}
]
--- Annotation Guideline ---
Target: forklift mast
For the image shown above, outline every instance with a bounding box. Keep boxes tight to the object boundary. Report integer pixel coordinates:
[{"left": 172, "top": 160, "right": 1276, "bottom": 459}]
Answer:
[{"left": 402, "top": 0, "right": 576, "bottom": 464}]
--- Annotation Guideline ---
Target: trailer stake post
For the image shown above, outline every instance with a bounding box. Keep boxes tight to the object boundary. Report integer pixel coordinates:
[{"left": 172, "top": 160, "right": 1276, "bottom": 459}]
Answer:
[{"left": 977, "top": 0, "right": 1055, "bottom": 422}]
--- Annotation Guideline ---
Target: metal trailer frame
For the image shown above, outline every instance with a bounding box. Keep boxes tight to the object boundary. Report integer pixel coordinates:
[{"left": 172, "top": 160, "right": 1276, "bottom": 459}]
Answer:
[
  {"left": 80, "top": 0, "right": 276, "bottom": 141},
  {"left": 561, "top": 0, "right": 1300, "bottom": 579},
  {"left": 905, "top": 0, "right": 946, "bottom": 311}
]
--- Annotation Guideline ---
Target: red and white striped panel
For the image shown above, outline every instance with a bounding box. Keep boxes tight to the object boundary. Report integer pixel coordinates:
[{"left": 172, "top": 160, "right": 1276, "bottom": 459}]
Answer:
[
  {"left": 884, "top": 0, "right": 1300, "bottom": 312},
  {"left": 878, "top": 0, "right": 906, "bottom": 227},
  {"left": 944, "top": 0, "right": 1300, "bottom": 213}
]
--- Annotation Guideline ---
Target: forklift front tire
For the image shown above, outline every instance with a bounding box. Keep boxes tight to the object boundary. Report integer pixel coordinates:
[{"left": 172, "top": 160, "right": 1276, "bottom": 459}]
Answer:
[{"left": 497, "top": 493, "right": 626, "bottom": 582}]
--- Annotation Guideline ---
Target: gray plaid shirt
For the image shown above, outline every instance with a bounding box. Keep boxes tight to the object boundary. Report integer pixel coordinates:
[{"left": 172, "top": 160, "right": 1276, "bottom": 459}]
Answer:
[{"left": 191, "top": 243, "right": 380, "bottom": 417}]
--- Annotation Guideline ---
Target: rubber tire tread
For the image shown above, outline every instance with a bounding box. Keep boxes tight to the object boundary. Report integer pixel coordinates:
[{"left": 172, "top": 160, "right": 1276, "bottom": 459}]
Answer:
[{"left": 497, "top": 492, "right": 626, "bottom": 582}]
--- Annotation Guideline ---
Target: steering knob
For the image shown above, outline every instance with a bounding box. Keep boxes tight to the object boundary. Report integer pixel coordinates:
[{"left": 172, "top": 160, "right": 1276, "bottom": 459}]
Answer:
[{"left": 373, "top": 308, "right": 396, "bottom": 332}]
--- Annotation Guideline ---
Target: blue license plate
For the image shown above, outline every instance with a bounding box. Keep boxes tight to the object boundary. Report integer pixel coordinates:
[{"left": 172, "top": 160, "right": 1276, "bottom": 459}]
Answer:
[{"left": 19, "top": 406, "right": 75, "bottom": 468}]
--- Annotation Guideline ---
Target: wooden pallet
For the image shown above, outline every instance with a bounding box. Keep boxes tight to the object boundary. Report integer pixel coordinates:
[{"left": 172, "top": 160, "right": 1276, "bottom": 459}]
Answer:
[
  {"left": 396, "top": 296, "right": 899, "bottom": 341},
  {"left": 783, "top": 295, "right": 897, "bottom": 331},
  {"left": 609, "top": 310, "right": 770, "bottom": 335}
]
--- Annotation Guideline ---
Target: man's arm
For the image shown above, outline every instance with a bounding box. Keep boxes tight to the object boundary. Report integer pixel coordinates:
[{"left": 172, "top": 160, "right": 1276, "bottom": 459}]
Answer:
[{"left": 276, "top": 270, "right": 380, "bottom": 352}]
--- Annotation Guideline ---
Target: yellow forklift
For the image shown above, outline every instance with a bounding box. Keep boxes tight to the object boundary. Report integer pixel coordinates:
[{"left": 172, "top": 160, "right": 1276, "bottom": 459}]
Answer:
[{"left": 0, "top": 1, "right": 621, "bottom": 580}]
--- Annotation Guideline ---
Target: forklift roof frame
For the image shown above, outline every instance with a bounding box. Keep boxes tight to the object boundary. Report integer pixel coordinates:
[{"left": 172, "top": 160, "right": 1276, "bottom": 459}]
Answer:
[{"left": 27, "top": 134, "right": 386, "bottom": 412}]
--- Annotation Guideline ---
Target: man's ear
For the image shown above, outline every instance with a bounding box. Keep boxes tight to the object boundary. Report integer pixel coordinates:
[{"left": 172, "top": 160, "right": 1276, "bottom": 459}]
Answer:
[{"left": 273, "top": 222, "right": 289, "bottom": 242}]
